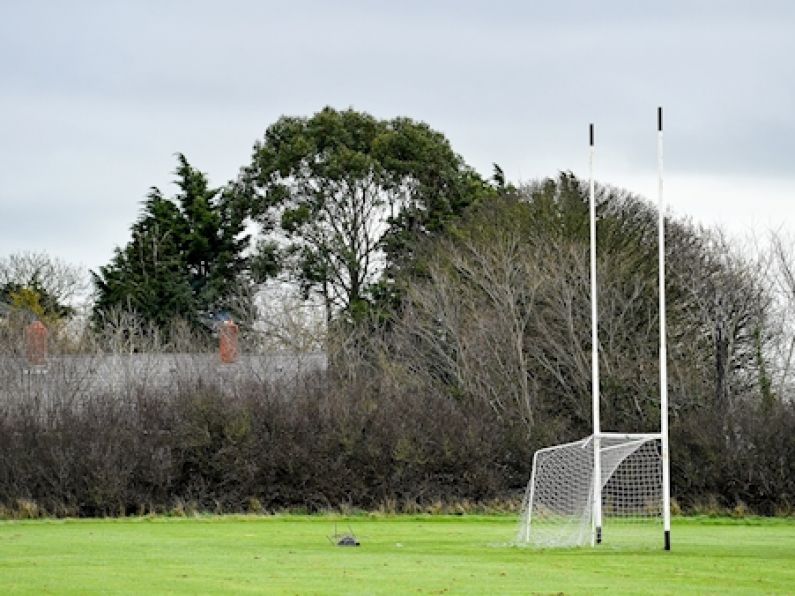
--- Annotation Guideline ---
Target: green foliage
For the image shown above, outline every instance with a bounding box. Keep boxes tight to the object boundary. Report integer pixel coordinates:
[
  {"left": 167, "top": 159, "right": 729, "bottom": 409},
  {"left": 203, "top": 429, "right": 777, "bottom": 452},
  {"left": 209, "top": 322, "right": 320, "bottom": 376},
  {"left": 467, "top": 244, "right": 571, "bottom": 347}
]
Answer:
[
  {"left": 249, "top": 239, "right": 280, "bottom": 283},
  {"left": 243, "top": 107, "right": 491, "bottom": 323},
  {"left": 1, "top": 282, "right": 73, "bottom": 323},
  {"left": 92, "top": 154, "right": 250, "bottom": 333},
  {"left": 0, "top": 252, "right": 82, "bottom": 323}
]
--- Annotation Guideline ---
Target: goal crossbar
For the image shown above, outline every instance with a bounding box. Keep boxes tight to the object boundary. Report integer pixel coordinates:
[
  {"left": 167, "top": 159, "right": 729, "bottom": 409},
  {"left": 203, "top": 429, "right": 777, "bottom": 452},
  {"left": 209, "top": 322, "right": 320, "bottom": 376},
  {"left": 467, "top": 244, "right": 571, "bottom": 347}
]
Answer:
[{"left": 594, "top": 432, "right": 661, "bottom": 440}]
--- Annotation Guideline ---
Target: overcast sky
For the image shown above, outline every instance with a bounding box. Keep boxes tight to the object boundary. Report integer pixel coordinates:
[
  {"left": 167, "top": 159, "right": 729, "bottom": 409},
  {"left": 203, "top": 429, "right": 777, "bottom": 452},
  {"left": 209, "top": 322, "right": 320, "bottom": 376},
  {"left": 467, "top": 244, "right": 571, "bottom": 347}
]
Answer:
[{"left": 1, "top": 1, "right": 793, "bottom": 274}]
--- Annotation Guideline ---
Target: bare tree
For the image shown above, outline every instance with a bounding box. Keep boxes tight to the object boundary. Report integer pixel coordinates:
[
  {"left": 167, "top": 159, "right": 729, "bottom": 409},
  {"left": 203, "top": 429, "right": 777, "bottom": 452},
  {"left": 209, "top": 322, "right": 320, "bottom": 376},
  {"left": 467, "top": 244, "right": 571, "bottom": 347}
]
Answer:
[
  {"left": 0, "top": 251, "right": 87, "bottom": 310},
  {"left": 252, "top": 280, "right": 326, "bottom": 352},
  {"left": 767, "top": 231, "right": 795, "bottom": 399},
  {"left": 396, "top": 228, "right": 541, "bottom": 427},
  {"left": 669, "top": 228, "right": 773, "bottom": 410},
  {"left": 388, "top": 177, "right": 778, "bottom": 444}
]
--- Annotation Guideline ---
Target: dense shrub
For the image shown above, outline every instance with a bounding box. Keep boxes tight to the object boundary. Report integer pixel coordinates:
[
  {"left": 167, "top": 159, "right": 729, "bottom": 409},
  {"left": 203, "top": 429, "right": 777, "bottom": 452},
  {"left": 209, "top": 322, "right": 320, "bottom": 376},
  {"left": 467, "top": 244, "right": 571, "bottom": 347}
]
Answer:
[
  {"left": 0, "top": 362, "right": 536, "bottom": 517},
  {"left": 672, "top": 401, "right": 795, "bottom": 515},
  {"left": 0, "top": 357, "right": 792, "bottom": 518}
]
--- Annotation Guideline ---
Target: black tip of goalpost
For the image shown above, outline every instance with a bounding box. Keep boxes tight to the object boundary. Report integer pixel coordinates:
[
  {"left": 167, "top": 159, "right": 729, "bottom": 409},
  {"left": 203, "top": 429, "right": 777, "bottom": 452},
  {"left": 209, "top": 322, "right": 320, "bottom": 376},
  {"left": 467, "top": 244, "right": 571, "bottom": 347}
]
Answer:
[
  {"left": 658, "top": 107, "right": 663, "bottom": 132},
  {"left": 664, "top": 530, "right": 671, "bottom": 551},
  {"left": 589, "top": 123, "right": 594, "bottom": 146},
  {"left": 596, "top": 526, "right": 602, "bottom": 544}
]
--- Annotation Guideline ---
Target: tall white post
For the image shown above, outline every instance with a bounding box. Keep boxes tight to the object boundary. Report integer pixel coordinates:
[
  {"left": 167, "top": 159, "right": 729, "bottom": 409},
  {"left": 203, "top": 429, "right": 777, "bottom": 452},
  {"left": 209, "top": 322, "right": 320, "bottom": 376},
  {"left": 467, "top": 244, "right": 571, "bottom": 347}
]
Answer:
[
  {"left": 657, "top": 107, "right": 671, "bottom": 551},
  {"left": 589, "top": 123, "right": 602, "bottom": 545}
]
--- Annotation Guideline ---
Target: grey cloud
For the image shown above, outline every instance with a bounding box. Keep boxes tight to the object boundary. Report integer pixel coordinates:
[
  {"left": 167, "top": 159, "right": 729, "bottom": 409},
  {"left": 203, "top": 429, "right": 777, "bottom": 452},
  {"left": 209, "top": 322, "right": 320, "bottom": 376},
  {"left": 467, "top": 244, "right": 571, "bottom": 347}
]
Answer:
[{"left": 1, "top": 0, "right": 794, "bottom": 272}]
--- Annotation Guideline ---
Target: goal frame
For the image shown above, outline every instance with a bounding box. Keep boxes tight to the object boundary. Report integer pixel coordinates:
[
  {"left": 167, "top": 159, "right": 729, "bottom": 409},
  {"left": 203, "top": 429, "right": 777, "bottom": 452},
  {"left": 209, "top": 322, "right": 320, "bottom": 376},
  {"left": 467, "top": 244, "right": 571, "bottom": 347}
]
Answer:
[
  {"left": 521, "top": 108, "right": 671, "bottom": 550},
  {"left": 590, "top": 110, "right": 670, "bottom": 550}
]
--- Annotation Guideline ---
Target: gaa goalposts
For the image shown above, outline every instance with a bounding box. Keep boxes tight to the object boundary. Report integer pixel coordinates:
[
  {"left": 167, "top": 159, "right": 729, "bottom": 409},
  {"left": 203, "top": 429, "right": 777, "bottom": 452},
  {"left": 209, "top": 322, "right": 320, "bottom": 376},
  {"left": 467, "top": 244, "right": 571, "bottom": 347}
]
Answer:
[{"left": 516, "top": 108, "right": 671, "bottom": 550}]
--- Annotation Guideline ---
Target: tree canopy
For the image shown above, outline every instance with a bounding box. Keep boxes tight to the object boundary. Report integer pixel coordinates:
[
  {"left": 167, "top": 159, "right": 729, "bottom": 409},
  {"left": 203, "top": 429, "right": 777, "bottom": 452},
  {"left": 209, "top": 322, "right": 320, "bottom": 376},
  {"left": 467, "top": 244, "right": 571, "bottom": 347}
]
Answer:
[
  {"left": 92, "top": 154, "right": 249, "bottom": 333},
  {"left": 390, "top": 173, "right": 772, "bottom": 435},
  {"left": 241, "top": 107, "right": 492, "bottom": 323},
  {"left": 0, "top": 252, "right": 84, "bottom": 324}
]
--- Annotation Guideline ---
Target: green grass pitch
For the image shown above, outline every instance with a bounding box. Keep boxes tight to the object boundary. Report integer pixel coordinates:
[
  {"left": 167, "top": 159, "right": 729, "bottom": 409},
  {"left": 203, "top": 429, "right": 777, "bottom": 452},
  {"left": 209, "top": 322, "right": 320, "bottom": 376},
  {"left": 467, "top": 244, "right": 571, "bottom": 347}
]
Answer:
[{"left": 1, "top": 515, "right": 793, "bottom": 594}]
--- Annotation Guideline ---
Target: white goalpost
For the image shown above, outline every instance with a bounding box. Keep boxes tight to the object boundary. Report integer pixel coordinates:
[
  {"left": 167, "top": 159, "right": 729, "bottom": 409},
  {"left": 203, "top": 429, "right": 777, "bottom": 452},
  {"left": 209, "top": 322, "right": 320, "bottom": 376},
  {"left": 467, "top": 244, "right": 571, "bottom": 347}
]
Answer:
[
  {"left": 658, "top": 106, "right": 672, "bottom": 551},
  {"left": 516, "top": 108, "right": 671, "bottom": 550}
]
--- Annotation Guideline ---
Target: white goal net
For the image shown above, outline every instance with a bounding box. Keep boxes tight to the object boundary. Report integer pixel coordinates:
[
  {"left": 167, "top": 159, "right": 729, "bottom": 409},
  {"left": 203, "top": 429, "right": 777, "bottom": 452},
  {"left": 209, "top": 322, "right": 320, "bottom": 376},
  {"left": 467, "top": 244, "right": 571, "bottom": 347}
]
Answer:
[{"left": 516, "top": 435, "right": 662, "bottom": 548}]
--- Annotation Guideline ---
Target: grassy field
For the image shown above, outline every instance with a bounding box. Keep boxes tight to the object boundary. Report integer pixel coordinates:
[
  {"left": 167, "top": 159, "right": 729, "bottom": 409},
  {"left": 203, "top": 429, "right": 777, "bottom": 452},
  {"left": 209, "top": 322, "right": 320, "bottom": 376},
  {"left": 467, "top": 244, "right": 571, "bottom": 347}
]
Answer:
[{"left": 1, "top": 515, "right": 794, "bottom": 594}]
